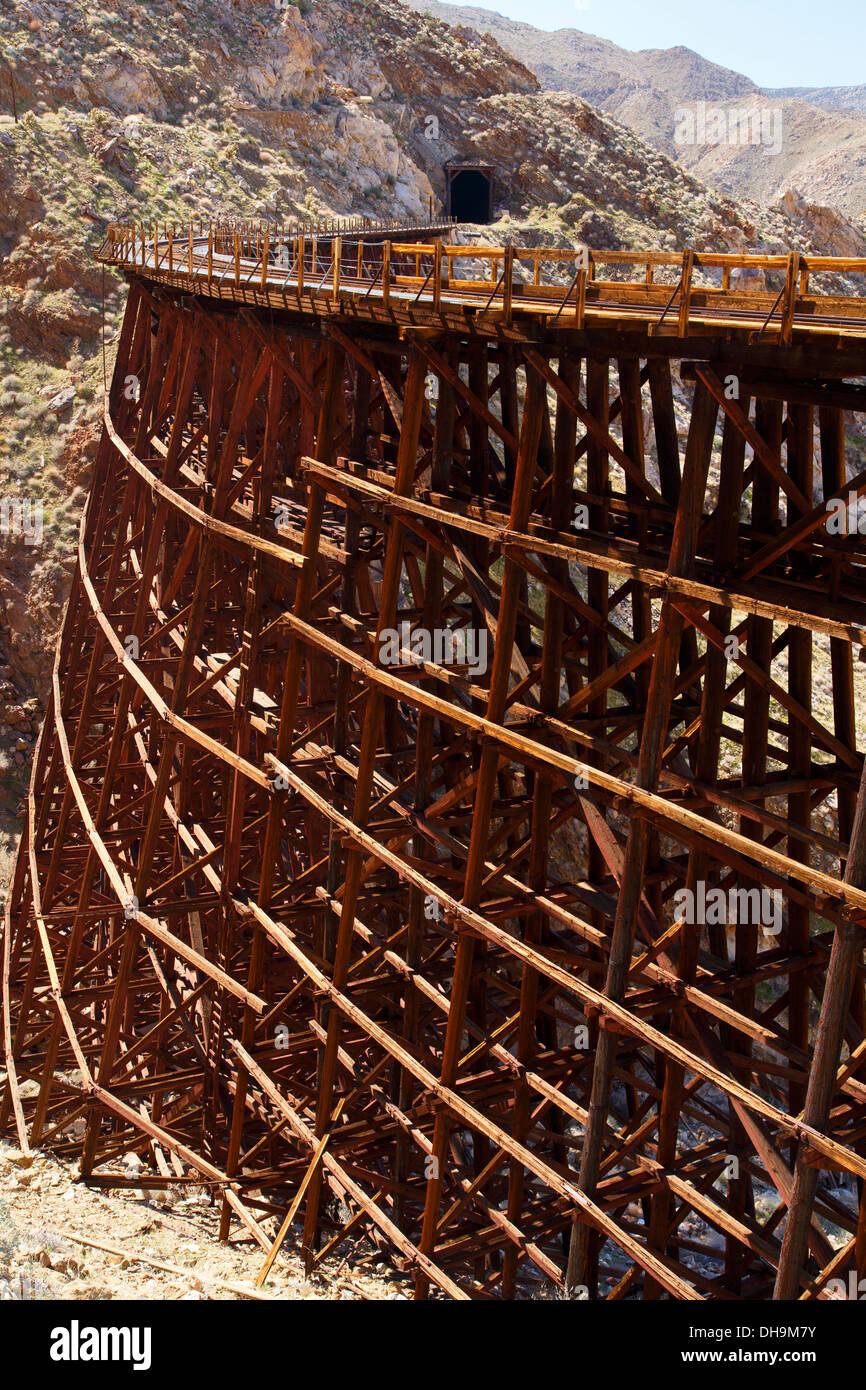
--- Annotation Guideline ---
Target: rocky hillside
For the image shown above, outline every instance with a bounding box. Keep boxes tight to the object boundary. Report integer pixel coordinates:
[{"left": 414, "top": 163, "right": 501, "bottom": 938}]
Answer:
[
  {"left": 0, "top": 1138, "right": 409, "bottom": 1300},
  {"left": 405, "top": 5, "right": 759, "bottom": 112},
  {"left": 406, "top": 1, "right": 866, "bottom": 219},
  {"left": 1, "top": 0, "right": 865, "bottom": 884},
  {"left": 771, "top": 85, "right": 866, "bottom": 117}
]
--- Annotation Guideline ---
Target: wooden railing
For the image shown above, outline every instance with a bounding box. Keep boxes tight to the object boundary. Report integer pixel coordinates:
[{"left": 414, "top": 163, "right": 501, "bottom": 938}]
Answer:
[{"left": 97, "top": 218, "right": 866, "bottom": 338}]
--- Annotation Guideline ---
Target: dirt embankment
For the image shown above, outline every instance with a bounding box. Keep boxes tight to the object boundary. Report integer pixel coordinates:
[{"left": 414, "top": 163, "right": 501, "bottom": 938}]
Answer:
[{"left": 0, "top": 1140, "right": 408, "bottom": 1301}]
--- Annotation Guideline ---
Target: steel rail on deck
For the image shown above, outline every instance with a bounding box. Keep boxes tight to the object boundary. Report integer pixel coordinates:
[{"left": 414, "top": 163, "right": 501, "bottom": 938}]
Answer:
[{"left": 98, "top": 217, "right": 866, "bottom": 341}]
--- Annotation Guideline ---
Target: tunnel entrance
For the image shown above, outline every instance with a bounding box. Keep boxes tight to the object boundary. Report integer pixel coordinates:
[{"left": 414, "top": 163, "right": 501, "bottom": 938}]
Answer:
[{"left": 445, "top": 163, "right": 494, "bottom": 224}]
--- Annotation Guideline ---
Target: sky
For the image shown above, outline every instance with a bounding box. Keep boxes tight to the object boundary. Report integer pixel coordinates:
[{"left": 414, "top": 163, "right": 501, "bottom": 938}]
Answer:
[{"left": 431, "top": 0, "right": 866, "bottom": 89}]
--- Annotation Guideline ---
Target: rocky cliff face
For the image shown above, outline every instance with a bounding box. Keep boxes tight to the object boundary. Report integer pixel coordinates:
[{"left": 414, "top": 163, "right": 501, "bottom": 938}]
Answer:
[
  {"left": 769, "top": 85, "right": 866, "bottom": 118},
  {"left": 0, "top": 0, "right": 863, "bottom": 881},
  {"left": 405, "top": 1, "right": 866, "bottom": 222}
]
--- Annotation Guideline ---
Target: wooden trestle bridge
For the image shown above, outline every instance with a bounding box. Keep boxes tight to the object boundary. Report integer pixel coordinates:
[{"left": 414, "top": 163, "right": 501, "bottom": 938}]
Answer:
[{"left": 4, "top": 215, "right": 866, "bottom": 1300}]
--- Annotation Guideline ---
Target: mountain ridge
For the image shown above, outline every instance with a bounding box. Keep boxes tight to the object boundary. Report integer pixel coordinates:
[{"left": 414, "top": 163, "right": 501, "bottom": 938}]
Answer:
[{"left": 404, "top": 1, "right": 866, "bottom": 217}]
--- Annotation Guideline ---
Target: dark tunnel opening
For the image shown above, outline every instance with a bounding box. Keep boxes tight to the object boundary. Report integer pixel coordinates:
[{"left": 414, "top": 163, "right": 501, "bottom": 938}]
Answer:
[{"left": 447, "top": 168, "right": 493, "bottom": 224}]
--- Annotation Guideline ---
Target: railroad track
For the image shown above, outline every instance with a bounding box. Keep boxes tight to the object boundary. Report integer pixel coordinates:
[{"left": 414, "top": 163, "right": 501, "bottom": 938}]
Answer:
[{"left": 98, "top": 218, "right": 866, "bottom": 343}]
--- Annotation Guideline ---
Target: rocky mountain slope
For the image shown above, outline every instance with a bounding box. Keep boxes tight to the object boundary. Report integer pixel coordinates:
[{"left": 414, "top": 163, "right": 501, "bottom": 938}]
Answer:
[
  {"left": 406, "top": 1, "right": 866, "bottom": 219},
  {"left": 0, "top": 0, "right": 864, "bottom": 887},
  {"left": 770, "top": 85, "right": 866, "bottom": 117},
  {"left": 406, "top": 4, "right": 758, "bottom": 110},
  {"left": 0, "top": 1138, "right": 408, "bottom": 1300}
]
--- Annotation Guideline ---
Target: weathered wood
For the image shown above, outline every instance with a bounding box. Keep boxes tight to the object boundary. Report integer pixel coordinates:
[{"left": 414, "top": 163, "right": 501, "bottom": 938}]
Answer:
[{"left": 5, "top": 219, "right": 866, "bottom": 1303}]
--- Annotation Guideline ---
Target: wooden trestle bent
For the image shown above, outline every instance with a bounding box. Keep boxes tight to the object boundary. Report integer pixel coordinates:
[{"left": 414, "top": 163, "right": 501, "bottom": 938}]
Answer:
[{"left": 3, "top": 219, "right": 866, "bottom": 1299}]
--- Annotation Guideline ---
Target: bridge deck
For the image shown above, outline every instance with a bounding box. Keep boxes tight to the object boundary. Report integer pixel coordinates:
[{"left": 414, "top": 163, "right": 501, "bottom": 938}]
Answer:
[{"left": 99, "top": 218, "right": 866, "bottom": 344}]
